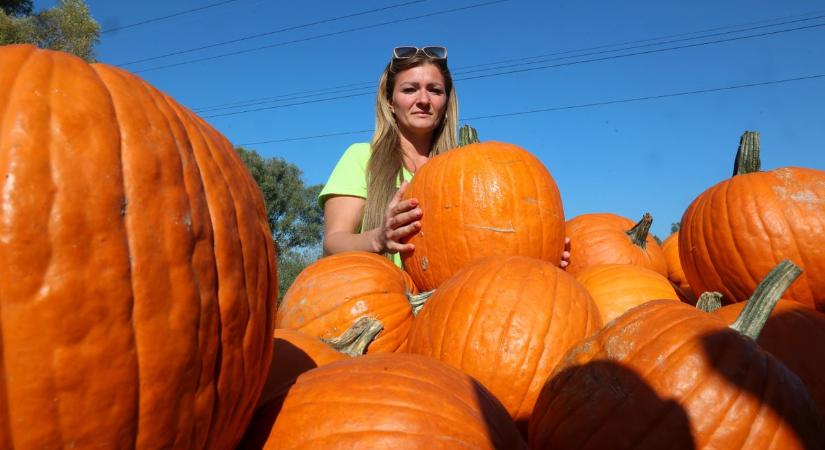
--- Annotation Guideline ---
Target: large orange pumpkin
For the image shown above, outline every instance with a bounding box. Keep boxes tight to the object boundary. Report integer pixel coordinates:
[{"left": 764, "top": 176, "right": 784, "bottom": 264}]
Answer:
[
  {"left": 406, "top": 255, "right": 602, "bottom": 434},
  {"left": 574, "top": 263, "right": 680, "bottom": 324},
  {"left": 661, "top": 230, "right": 698, "bottom": 304},
  {"left": 565, "top": 212, "right": 668, "bottom": 277},
  {"left": 401, "top": 141, "right": 565, "bottom": 291},
  {"left": 276, "top": 251, "right": 416, "bottom": 353},
  {"left": 714, "top": 299, "right": 825, "bottom": 419},
  {"left": 0, "top": 45, "right": 277, "bottom": 449},
  {"left": 239, "top": 329, "right": 347, "bottom": 450},
  {"left": 679, "top": 131, "right": 825, "bottom": 310},
  {"left": 260, "top": 352, "right": 528, "bottom": 449},
  {"left": 529, "top": 261, "right": 825, "bottom": 449}
]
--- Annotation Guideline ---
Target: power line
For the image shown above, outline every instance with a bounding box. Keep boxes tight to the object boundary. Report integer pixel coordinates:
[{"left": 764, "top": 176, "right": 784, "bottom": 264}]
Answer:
[
  {"left": 101, "top": 0, "right": 242, "bottom": 34},
  {"left": 201, "top": 20, "right": 825, "bottom": 118},
  {"left": 117, "top": 0, "right": 430, "bottom": 66},
  {"left": 131, "top": 0, "right": 510, "bottom": 73},
  {"left": 191, "top": 10, "right": 825, "bottom": 114},
  {"left": 235, "top": 72, "right": 825, "bottom": 146}
]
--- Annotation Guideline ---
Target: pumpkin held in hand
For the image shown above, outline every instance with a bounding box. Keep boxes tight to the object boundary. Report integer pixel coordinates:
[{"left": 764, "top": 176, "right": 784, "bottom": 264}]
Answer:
[
  {"left": 0, "top": 45, "right": 277, "bottom": 449},
  {"left": 401, "top": 140, "right": 565, "bottom": 291}
]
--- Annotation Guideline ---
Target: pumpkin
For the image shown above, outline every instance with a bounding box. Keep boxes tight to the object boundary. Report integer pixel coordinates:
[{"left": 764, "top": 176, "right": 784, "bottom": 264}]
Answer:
[
  {"left": 661, "top": 231, "right": 698, "bottom": 304},
  {"left": 0, "top": 45, "right": 277, "bottom": 449},
  {"left": 239, "top": 329, "right": 347, "bottom": 450},
  {"left": 401, "top": 140, "right": 565, "bottom": 291},
  {"left": 565, "top": 212, "right": 668, "bottom": 277},
  {"left": 276, "top": 251, "right": 417, "bottom": 353},
  {"left": 714, "top": 299, "right": 825, "bottom": 419},
  {"left": 529, "top": 260, "right": 825, "bottom": 449},
  {"left": 679, "top": 131, "right": 825, "bottom": 310},
  {"left": 574, "top": 263, "right": 680, "bottom": 324},
  {"left": 406, "top": 255, "right": 601, "bottom": 435},
  {"left": 259, "top": 352, "right": 528, "bottom": 449}
]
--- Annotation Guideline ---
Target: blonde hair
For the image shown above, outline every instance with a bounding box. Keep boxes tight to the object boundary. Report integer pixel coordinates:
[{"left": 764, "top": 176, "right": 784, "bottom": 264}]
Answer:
[{"left": 362, "top": 54, "right": 458, "bottom": 239}]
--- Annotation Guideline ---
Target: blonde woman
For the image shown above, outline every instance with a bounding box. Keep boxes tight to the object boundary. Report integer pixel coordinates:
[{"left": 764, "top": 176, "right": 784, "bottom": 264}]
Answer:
[{"left": 319, "top": 46, "right": 456, "bottom": 266}]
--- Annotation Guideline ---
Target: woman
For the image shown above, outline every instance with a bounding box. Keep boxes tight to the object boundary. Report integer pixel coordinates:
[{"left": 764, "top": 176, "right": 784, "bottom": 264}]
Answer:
[{"left": 318, "top": 46, "right": 455, "bottom": 266}]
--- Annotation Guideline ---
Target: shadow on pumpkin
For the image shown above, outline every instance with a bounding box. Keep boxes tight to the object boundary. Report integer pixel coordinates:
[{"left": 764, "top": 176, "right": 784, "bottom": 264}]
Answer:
[
  {"left": 236, "top": 338, "right": 320, "bottom": 450},
  {"left": 470, "top": 379, "right": 530, "bottom": 449},
  {"left": 698, "top": 328, "right": 825, "bottom": 447},
  {"left": 529, "top": 360, "right": 695, "bottom": 450}
]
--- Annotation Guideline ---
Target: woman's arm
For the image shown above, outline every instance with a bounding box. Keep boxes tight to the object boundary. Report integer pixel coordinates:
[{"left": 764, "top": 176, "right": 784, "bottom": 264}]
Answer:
[{"left": 323, "top": 182, "right": 422, "bottom": 256}]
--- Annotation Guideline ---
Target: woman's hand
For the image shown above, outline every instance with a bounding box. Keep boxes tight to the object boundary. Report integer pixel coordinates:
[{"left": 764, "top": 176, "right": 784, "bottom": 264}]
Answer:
[
  {"left": 560, "top": 236, "right": 571, "bottom": 269},
  {"left": 375, "top": 181, "right": 422, "bottom": 254}
]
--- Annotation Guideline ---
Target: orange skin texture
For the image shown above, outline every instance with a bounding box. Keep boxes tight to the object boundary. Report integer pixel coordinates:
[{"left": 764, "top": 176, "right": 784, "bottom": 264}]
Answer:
[
  {"left": 679, "top": 167, "right": 825, "bottom": 311},
  {"left": 662, "top": 231, "right": 689, "bottom": 288},
  {"left": 401, "top": 141, "right": 565, "bottom": 291},
  {"left": 239, "top": 330, "right": 346, "bottom": 449},
  {"left": 406, "top": 255, "right": 602, "bottom": 435},
  {"left": 714, "top": 300, "right": 825, "bottom": 420},
  {"left": 276, "top": 251, "right": 415, "bottom": 353},
  {"left": 574, "top": 264, "right": 680, "bottom": 325},
  {"left": 261, "top": 352, "right": 528, "bottom": 449},
  {"left": 0, "top": 45, "right": 277, "bottom": 449},
  {"left": 565, "top": 213, "right": 668, "bottom": 277},
  {"left": 529, "top": 300, "right": 825, "bottom": 450}
]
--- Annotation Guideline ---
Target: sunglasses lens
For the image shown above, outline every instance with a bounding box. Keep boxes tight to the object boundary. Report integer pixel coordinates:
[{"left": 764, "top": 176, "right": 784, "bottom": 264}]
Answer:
[
  {"left": 423, "top": 46, "right": 447, "bottom": 59},
  {"left": 393, "top": 46, "right": 418, "bottom": 59}
]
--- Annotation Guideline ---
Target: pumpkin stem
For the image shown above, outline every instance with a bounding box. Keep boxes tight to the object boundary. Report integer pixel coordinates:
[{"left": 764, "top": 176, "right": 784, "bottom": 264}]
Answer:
[
  {"left": 625, "top": 213, "right": 653, "bottom": 248},
  {"left": 459, "top": 124, "right": 480, "bottom": 146},
  {"left": 409, "top": 289, "right": 435, "bottom": 316},
  {"left": 732, "top": 131, "right": 761, "bottom": 176},
  {"left": 321, "top": 316, "right": 384, "bottom": 357},
  {"left": 729, "top": 259, "right": 801, "bottom": 340},
  {"left": 696, "top": 292, "right": 723, "bottom": 313}
]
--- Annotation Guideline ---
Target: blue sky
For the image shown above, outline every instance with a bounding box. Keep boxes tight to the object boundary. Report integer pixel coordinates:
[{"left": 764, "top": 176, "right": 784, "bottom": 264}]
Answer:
[{"left": 36, "top": 0, "right": 825, "bottom": 238}]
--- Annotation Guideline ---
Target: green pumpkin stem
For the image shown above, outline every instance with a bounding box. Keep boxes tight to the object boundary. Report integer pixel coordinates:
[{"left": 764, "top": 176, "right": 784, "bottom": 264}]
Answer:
[
  {"left": 321, "top": 316, "right": 384, "bottom": 357},
  {"left": 625, "top": 213, "right": 653, "bottom": 249},
  {"left": 696, "top": 292, "right": 723, "bottom": 313},
  {"left": 729, "top": 259, "right": 801, "bottom": 340},
  {"left": 409, "top": 289, "right": 436, "bottom": 316},
  {"left": 459, "top": 124, "right": 479, "bottom": 146},
  {"left": 732, "top": 131, "right": 761, "bottom": 176}
]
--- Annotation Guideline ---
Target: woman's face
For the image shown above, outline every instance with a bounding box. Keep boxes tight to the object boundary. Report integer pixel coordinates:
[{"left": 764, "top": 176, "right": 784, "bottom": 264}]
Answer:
[{"left": 389, "top": 63, "right": 448, "bottom": 138}]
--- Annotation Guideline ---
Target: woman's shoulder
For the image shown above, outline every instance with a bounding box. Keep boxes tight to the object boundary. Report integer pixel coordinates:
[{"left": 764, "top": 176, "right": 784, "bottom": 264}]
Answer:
[{"left": 340, "top": 142, "right": 371, "bottom": 161}]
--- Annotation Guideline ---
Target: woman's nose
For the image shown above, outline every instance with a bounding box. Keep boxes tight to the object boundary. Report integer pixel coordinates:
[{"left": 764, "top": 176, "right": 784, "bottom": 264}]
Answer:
[{"left": 415, "top": 91, "right": 431, "bottom": 106}]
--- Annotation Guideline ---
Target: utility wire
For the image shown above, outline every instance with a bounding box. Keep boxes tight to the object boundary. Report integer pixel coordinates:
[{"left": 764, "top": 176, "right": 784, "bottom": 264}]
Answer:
[
  {"left": 102, "top": 0, "right": 242, "bottom": 34},
  {"left": 192, "top": 10, "right": 825, "bottom": 113},
  {"left": 236, "top": 72, "right": 825, "bottom": 146},
  {"left": 201, "top": 20, "right": 825, "bottom": 118},
  {"left": 131, "top": 0, "right": 509, "bottom": 73},
  {"left": 117, "top": 0, "right": 430, "bottom": 66}
]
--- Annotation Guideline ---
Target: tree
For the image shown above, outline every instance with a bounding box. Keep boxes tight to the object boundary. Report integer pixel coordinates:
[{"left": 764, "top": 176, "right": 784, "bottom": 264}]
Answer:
[
  {"left": 1, "top": 0, "right": 99, "bottom": 62},
  {"left": 236, "top": 147, "right": 324, "bottom": 300},
  {"left": 1, "top": 0, "right": 33, "bottom": 17}
]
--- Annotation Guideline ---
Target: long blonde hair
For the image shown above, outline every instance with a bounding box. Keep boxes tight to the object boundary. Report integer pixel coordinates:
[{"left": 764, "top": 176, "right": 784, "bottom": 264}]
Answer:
[{"left": 362, "top": 54, "right": 458, "bottom": 235}]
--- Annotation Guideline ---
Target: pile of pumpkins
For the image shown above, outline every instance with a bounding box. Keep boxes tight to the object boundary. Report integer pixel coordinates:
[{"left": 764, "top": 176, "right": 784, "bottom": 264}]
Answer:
[{"left": 2, "top": 45, "right": 824, "bottom": 449}]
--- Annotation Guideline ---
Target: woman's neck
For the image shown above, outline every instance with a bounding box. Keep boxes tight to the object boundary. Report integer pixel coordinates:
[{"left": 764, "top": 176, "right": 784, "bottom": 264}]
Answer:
[{"left": 398, "top": 131, "right": 432, "bottom": 173}]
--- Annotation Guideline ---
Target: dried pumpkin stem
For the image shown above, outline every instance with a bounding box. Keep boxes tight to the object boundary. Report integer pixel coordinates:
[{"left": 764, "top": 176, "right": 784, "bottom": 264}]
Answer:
[
  {"left": 321, "top": 316, "right": 384, "bottom": 357},
  {"left": 408, "top": 289, "right": 436, "bottom": 316},
  {"left": 729, "top": 259, "right": 801, "bottom": 340},
  {"left": 459, "top": 124, "right": 479, "bottom": 146},
  {"left": 625, "top": 212, "right": 653, "bottom": 248},
  {"left": 696, "top": 292, "right": 723, "bottom": 313},
  {"left": 732, "top": 130, "right": 761, "bottom": 176}
]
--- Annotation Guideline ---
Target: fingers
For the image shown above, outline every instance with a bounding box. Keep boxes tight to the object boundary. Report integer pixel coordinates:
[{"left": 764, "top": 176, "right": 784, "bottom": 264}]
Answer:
[{"left": 560, "top": 236, "right": 572, "bottom": 269}]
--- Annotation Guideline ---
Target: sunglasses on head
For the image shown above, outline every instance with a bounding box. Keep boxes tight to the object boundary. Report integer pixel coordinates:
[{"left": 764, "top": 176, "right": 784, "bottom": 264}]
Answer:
[{"left": 392, "top": 46, "right": 447, "bottom": 60}]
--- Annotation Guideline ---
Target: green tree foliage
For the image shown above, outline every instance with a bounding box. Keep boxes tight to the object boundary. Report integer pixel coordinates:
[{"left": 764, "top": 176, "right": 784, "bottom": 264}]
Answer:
[
  {"left": 0, "top": 0, "right": 99, "bottom": 62},
  {"left": 236, "top": 147, "right": 324, "bottom": 300},
  {"left": 1, "top": 0, "right": 33, "bottom": 17}
]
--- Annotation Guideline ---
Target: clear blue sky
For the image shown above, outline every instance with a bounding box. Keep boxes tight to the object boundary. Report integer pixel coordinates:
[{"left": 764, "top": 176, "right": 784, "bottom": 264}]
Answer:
[{"left": 36, "top": 0, "right": 825, "bottom": 238}]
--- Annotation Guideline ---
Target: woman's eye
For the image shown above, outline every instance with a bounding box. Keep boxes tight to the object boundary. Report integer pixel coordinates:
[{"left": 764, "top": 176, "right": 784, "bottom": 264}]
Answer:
[{"left": 429, "top": 88, "right": 444, "bottom": 95}]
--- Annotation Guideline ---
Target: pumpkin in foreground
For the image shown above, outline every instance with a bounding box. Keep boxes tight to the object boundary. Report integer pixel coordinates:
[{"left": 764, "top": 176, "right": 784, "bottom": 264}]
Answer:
[
  {"left": 401, "top": 140, "right": 565, "bottom": 291},
  {"left": 679, "top": 131, "right": 825, "bottom": 310},
  {"left": 406, "top": 255, "right": 602, "bottom": 434},
  {"left": 0, "top": 45, "right": 277, "bottom": 449},
  {"left": 276, "top": 251, "right": 418, "bottom": 354},
  {"left": 260, "top": 352, "right": 528, "bottom": 449},
  {"left": 529, "top": 261, "right": 825, "bottom": 449}
]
